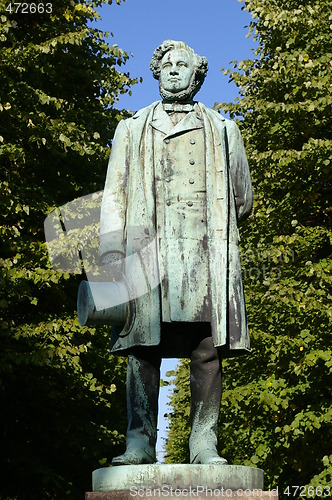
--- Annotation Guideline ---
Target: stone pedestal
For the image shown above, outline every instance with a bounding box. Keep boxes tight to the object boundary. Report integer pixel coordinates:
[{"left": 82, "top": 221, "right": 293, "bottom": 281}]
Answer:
[{"left": 85, "top": 464, "right": 278, "bottom": 498}]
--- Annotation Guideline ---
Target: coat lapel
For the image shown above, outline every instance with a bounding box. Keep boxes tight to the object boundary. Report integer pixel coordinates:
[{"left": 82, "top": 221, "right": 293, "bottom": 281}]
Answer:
[
  {"left": 150, "top": 102, "right": 204, "bottom": 138},
  {"left": 149, "top": 103, "right": 173, "bottom": 135}
]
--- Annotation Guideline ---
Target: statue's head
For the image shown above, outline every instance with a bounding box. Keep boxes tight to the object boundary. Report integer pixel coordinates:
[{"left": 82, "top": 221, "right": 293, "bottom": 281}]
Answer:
[{"left": 150, "top": 40, "right": 208, "bottom": 101}]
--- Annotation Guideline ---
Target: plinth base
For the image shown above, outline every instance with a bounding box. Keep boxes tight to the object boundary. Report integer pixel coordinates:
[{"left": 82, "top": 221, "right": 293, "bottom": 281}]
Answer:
[{"left": 89, "top": 464, "right": 268, "bottom": 496}]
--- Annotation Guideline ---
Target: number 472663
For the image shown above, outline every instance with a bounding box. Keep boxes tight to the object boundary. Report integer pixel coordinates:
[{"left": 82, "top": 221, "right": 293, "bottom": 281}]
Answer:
[
  {"left": 284, "top": 485, "right": 331, "bottom": 497},
  {"left": 6, "top": 3, "right": 53, "bottom": 14}
]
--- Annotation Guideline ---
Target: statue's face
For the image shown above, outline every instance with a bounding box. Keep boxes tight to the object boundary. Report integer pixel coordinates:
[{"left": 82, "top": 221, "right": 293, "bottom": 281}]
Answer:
[{"left": 159, "top": 49, "right": 195, "bottom": 98}]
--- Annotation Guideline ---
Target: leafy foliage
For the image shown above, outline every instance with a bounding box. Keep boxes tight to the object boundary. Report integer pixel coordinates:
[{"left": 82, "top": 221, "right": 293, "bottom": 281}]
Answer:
[
  {"left": 163, "top": 364, "right": 190, "bottom": 464},
  {"left": 0, "top": 1, "right": 136, "bottom": 497},
  {"left": 166, "top": 1, "right": 332, "bottom": 497}
]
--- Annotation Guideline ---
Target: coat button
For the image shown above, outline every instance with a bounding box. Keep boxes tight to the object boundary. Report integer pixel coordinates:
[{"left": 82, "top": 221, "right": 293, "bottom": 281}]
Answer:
[
  {"left": 189, "top": 178, "right": 194, "bottom": 184},
  {"left": 166, "top": 200, "right": 171, "bottom": 206},
  {"left": 190, "top": 139, "right": 195, "bottom": 145},
  {"left": 164, "top": 138, "right": 170, "bottom": 144},
  {"left": 187, "top": 201, "right": 193, "bottom": 206},
  {"left": 189, "top": 159, "right": 195, "bottom": 165}
]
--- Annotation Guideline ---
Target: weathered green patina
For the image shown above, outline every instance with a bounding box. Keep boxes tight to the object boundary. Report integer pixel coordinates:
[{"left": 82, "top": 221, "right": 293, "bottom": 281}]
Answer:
[{"left": 99, "top": 40, "right": 253, "bottom": 466}]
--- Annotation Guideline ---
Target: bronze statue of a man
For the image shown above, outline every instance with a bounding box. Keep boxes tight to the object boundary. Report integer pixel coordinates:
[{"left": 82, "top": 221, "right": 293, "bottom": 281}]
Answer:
[{"left": 100, "top": 40, "right": 253, "bottom": 466}]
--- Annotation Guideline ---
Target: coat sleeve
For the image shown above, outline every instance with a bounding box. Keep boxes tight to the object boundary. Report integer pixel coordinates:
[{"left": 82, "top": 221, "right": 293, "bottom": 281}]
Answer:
[
  {"left": 227, "top": 120, "right": 253, "bottom": 224},
  {"left": 100, "top": 119, "right": 129, "bottom": 261}
]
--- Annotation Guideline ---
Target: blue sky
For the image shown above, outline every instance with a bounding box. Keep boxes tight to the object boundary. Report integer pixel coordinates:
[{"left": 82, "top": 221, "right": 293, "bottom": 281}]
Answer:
[
  {"left": 97, "top": 0, "right": 256, "bottom": 111},
  {"left": 96, "top": 0, "right": 256, "bottom": 462}
]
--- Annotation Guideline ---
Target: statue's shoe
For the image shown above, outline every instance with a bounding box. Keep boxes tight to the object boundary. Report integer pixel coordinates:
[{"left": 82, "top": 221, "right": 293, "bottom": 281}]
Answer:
[
  {"left": 112, "top": 449, "right": 155, "bottom": 466},
  {"left": 192, "top": 449, "right": 228, "bottom": 465}
]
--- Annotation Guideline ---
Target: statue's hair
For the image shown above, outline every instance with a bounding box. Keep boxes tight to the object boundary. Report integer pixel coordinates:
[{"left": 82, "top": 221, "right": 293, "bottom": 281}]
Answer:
[{"left": 150, "top": 40, "right": 208, "bottom": 94}]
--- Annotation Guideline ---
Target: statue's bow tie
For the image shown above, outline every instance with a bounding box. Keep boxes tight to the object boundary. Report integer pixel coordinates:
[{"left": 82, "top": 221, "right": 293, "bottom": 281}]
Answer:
[{"left": 163, "top": 102, "right": 195, "bottom": 113}]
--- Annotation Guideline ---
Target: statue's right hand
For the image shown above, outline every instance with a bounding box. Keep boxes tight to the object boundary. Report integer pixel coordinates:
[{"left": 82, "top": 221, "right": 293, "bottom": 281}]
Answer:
[{"left": 100, "top": 252, "right": 125, "bottom": 281}]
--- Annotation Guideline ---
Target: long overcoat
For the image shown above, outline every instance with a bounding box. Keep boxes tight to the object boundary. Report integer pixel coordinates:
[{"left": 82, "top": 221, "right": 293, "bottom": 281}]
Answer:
[{"left": 100, "top": 101, "right": 253, "bottom": 358}]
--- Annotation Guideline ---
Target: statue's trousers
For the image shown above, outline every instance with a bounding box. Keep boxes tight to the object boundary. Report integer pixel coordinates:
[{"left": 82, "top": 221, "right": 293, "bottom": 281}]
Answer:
[{"left": 125, "top": 325, "right": 222, "bottom": 462}]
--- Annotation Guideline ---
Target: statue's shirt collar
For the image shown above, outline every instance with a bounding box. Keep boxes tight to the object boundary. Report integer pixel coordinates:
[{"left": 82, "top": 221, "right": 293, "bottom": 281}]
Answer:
[{"left": 150, "top": 102, "right": 203, "bottom": 138}]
